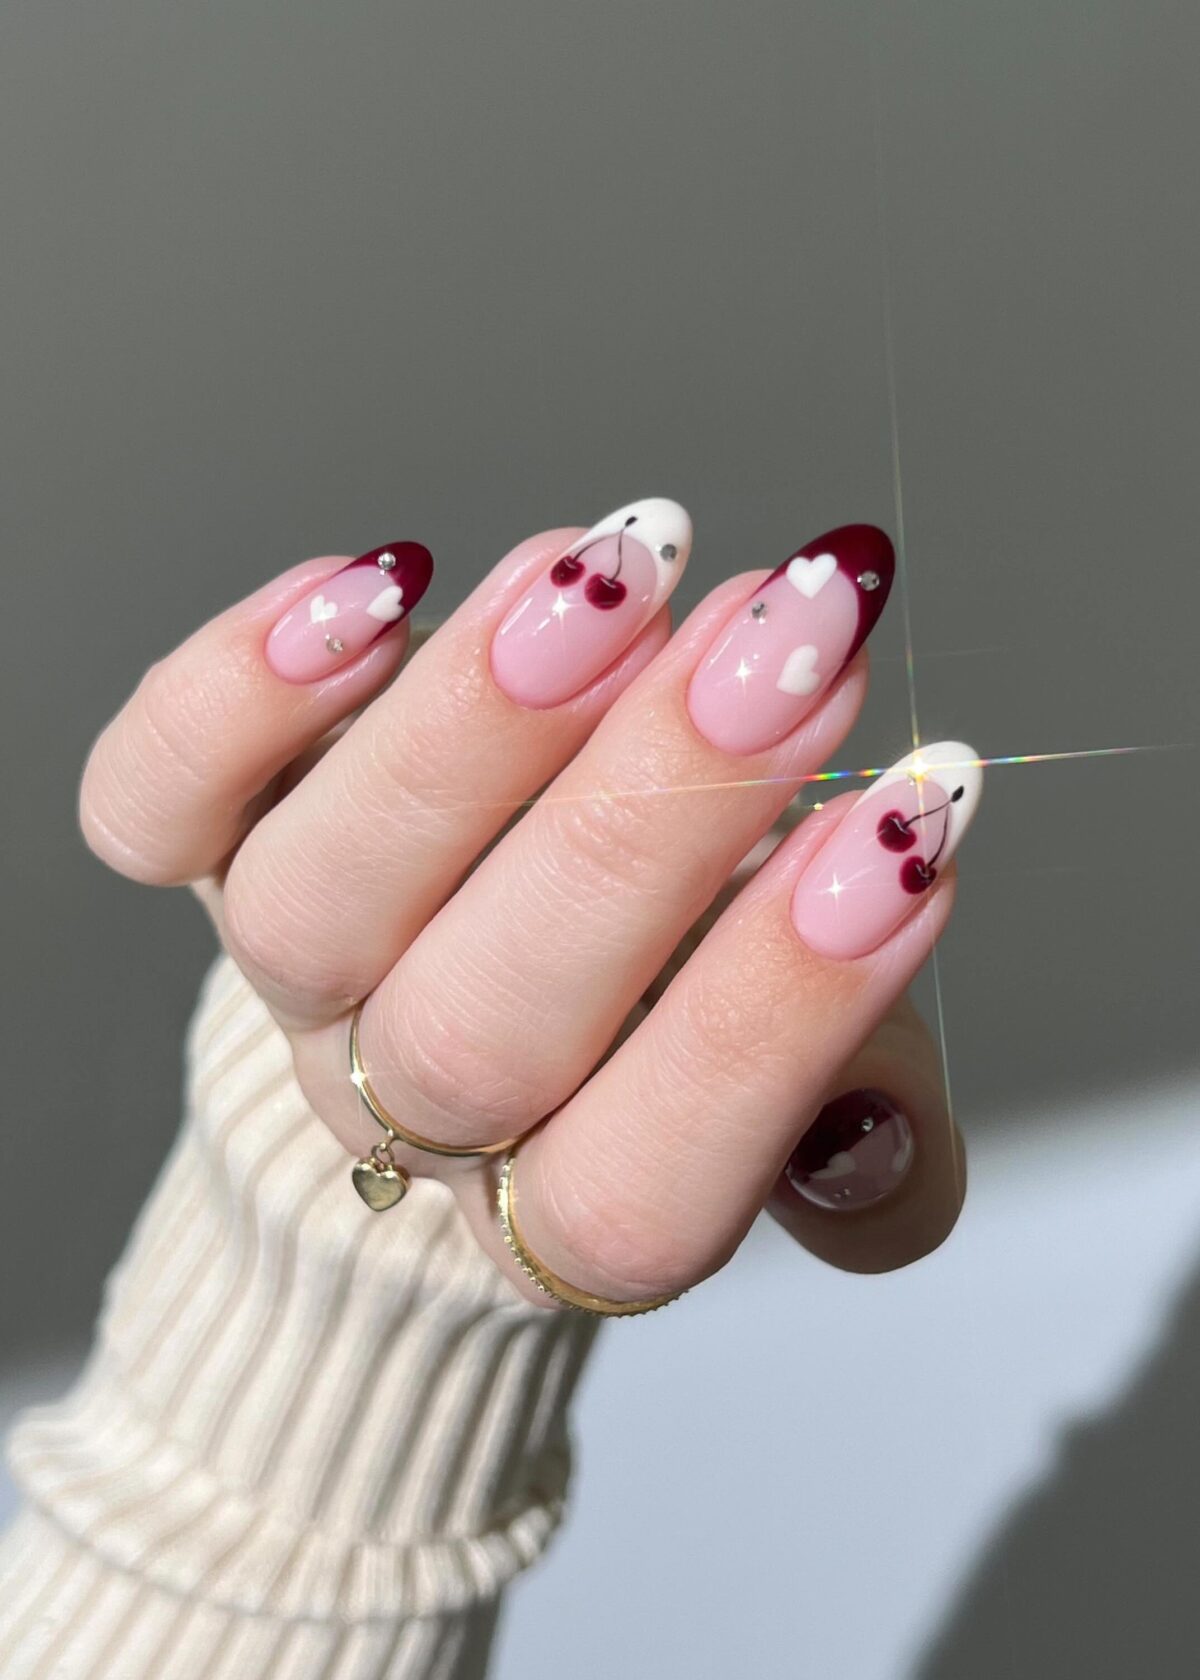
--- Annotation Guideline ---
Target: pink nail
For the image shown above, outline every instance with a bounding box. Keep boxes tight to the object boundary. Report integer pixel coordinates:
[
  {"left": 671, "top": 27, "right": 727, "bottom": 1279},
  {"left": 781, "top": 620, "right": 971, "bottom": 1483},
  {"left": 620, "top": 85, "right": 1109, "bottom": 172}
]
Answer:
[
  {"left": 490, "top": 498, "right": 692, "bottom": 708},
  {"left": 785, "top": 1090, "right": 914, "bottom": 1210},
  {"left": 791, "top": 742, "right": 983, "bottom": 960},
  {"left": 265, "top": 542, "right": 433, "bottom": 685},
  {"left": 687, "top": 525, "right": 894, "bottom": 755}
]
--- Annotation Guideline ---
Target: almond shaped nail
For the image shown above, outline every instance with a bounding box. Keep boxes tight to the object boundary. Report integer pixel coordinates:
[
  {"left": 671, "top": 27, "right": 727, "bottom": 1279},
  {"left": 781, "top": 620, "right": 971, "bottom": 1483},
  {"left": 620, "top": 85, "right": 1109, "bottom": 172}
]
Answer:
[
  {"left": 687, "top": 525, "right": 894, "bottom": 755},
  {"left": 791, "top": 741, "right": 983, "bottom": 960},
  {"left": 490, "top": 498, "right": 692, "bottom": 708},
  {"left": 265, "top": 541, "right": 433, "bottom": 685}
]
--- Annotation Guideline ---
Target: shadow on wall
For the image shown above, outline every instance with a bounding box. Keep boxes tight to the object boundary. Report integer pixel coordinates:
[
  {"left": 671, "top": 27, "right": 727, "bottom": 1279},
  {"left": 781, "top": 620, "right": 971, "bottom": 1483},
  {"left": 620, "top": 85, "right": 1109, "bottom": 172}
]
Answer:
[{"left": 914, "top": 1245, "right": 1200, "bottom": 1680}]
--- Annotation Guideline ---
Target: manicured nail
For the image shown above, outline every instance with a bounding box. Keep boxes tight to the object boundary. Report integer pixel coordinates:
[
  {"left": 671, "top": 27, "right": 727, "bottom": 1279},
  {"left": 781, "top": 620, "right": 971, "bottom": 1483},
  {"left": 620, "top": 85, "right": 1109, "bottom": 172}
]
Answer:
[
  {"left": 265, "top": 542, "right": 433, "bottom": 684},
  {"left": 785, "top": 1090, "right": 914, "bottom": 1210},
  {"left": 490, "top": 498, "right": 692, "bottom": 708},
  {"left": 791, "top": 742, "right": 982, "bottom": 960},
  {"left": 687, "top": 525, "right": 893, "bottom": 754}
]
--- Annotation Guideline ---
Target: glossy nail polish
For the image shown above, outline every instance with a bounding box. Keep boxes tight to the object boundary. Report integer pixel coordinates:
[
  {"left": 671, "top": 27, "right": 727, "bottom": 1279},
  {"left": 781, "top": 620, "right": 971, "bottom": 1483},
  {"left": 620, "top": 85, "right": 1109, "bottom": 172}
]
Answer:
[
  {"left": 791, "top": 741, "right": 982, "bottom": 960},
  {"left": 785, "top": 1090, "right": 914, "bottom": 1209},
  {"left": 687, "top": 525, "right": 894, "bottom": 755},
  {"left": 265, "top": 542, "right": 433, "bottom": 685},
  {"left": 490, "top": 498, "right": 692, "bottom": 708}
]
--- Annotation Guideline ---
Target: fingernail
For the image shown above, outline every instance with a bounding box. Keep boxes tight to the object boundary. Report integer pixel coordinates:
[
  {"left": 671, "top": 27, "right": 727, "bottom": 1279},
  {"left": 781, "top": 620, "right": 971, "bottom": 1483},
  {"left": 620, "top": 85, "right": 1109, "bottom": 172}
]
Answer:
[
  {"left": 687, "top": 525, "right": 894, "bottom": 754},
  {"left": 490, "top": 498, "right": 692, "bottom": 708},
  {"left": 265, "top": 542, "right": 433, "bottom": 684},
  {"left": 790, "top": 741, "right": 983, "bottom": 959},
  {"left": 785, "top": 1090, "right": 914, "bottom": 1210}
]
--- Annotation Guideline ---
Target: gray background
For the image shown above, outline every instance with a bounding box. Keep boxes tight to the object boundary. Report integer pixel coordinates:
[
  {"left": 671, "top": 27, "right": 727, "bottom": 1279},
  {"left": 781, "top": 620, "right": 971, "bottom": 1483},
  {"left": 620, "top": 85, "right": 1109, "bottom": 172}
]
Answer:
[{"left": 1, "top": 1, "right": 1197, "bottom": 1675}]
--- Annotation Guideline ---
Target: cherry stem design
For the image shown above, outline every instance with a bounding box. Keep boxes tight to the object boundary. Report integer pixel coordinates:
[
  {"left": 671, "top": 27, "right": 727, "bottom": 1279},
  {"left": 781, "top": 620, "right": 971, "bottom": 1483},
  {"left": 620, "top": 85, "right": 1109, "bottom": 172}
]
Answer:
[
  {"left": 894, "top": 785, "right": 963, "bottom": 873},
  {"left": 605, "top": 514, "right": 637, "bottom": 585},
  {"left": 571, "top": 513, "right": 637, "bottom": 585}
]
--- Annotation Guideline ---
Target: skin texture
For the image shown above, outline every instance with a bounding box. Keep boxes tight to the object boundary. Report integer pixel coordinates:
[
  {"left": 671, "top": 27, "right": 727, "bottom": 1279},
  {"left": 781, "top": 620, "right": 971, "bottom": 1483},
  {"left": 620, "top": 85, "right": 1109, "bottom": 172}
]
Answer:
[{"left": 81, "top": 514, "right": 970, "bottom": 1311}]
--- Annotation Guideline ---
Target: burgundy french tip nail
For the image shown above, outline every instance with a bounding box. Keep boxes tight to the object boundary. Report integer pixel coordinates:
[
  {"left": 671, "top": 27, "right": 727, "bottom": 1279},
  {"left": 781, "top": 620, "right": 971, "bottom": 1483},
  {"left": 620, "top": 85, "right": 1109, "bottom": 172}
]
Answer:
[
  {"left": 785, "top": 1090, "right": 914, "bottom": 1210},
  {"left": 265, "top": 541, "right": 434, "bottom": 684},
  {"left": 687, "top": 524, "right": 894, "bottom": 755}
]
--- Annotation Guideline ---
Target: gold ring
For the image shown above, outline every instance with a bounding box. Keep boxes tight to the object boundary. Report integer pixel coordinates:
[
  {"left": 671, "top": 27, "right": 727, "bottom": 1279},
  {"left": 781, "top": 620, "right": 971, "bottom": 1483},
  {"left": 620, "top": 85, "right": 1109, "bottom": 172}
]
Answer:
[
  {"left": 497, "top": 1146, "right": 683, "bottom": 1317},
  {"left": 348, "top": 1001, "right": 517, "bottom": 1160}
]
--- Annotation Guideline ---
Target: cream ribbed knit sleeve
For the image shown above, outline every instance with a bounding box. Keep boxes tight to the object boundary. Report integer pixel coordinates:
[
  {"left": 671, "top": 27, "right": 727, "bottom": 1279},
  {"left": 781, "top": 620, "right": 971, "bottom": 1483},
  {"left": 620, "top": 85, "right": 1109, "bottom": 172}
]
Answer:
[{"left": 0, "top": 957, "right": 598, "bottom": 1679}]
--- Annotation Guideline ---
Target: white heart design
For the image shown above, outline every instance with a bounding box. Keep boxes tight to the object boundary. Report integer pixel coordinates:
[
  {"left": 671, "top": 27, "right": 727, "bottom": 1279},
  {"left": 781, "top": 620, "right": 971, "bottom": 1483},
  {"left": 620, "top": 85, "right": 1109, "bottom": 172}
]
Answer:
[
  {"left": 366, "top": 583, "right": 404, "bottom": 623},
  {"left": 786, "top": 552, "right": 837, "bottom": 599},
  {"left": 811, "top": 1150, "right": 857, "bottom": 1181},
  {"left": 777, "top": 644, "right": 821, "bottom": 696},
  {"left": 309, "top": 594, "right": 338, "bottom": 624}
]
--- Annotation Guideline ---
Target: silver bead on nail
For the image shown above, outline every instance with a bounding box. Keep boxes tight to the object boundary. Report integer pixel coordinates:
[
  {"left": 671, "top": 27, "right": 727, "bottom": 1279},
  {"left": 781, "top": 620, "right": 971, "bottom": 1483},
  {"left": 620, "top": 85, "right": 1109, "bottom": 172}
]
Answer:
[
  {"left": 377, "top": 551, "right": 397, "bottom": 571},
  {"left": 857, "top": 570, "right": 880, "bottom": 591},
  {"left": 325, "top": 635, "right": 345, "bottom": 654},
  {"left": 751, "top": 601, "right": 768, "bottom": 620},
  {"left": 659, "top": 544, "right": 677, "bottom": 561}
]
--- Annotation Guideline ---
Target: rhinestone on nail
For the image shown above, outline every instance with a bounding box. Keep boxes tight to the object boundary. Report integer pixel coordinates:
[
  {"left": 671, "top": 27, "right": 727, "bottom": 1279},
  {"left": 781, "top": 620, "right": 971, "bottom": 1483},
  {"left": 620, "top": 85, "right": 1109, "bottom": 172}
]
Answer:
[
  {"left": 325, "top": 635, "right": 345, "bottom": 654},
  {"left": 377, "top": 551, "right": 397, "bottom": 571},
  {"left": 751, "top": 601, "right": 768, "bottom": 620},
  {"left": 659, "top": 544, "right": 678, "bottom": 561},
  {"left": 861, "top": 1117, "right": 875, "bottom": 1132},
  {"left": 857, "top": 570, "right": 880, "bottom": 591}
]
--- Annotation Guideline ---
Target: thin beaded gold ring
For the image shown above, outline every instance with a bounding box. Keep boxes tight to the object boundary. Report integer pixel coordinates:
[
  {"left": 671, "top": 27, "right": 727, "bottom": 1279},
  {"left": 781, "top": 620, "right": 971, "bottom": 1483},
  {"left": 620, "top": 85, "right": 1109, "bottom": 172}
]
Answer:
[{"left": 497, "top": 1145, "right": 683, "bottom": 1318}]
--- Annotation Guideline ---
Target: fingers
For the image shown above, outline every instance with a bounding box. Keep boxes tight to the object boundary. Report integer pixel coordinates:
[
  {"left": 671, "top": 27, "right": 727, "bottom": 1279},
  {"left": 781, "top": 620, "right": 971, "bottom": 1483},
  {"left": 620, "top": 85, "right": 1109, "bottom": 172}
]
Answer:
[
  {"left": 335, "top": 524, "right": 894, "bottom": 1156},
  {"left": 477, "top": 743, "right": 982, "bottom": 1307},
  {"left": 79, "top": 543, "right": 432, "bottom": 885},
  {"left": 766, "top": 991, "right": 967, "bottom": 1273},
  {"left": 350, "top": 571, "right": 873, "bottom": 1154},
  {"left": 221, "top": 500, "right": 692, "bottom": 1024}
]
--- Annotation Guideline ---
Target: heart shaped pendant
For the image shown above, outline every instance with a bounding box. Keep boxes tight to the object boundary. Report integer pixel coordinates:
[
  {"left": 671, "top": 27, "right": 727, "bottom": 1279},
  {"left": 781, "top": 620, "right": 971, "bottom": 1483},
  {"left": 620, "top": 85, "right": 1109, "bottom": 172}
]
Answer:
[{"left": 352, "top": 1154, "right": 411, "bottom": 1211}]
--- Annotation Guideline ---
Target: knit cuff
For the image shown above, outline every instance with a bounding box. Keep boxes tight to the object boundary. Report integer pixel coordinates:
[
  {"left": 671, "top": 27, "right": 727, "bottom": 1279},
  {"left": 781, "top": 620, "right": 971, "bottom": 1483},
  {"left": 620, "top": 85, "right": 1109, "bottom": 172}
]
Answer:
[
  {"left": 0, "top": 1509, "right": 501, "bottom": 1680},
  {"left": 4, "top": 959, "right": 596, "bottom": 1670}
]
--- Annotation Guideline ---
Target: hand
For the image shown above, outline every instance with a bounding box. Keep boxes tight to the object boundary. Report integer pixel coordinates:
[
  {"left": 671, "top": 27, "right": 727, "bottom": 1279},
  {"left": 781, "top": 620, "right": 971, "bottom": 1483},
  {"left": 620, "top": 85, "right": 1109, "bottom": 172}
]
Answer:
[{"left": 80, "top": 502, "right": 974, "bottom": 1310}]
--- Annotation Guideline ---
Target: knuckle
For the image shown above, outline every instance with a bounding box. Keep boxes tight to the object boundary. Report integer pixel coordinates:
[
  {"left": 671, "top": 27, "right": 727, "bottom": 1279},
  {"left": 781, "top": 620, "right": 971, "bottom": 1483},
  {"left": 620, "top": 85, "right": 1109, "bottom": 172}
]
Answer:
[
  {"left": 221, "top": 846, "right": 357, "bottom": 1019},
  {"left": 539, "top": 1163, "right": 700, "bottom": 1301},
  {"left": 133, "top": 658, "right": 225, "bottom": 792},
  {"left": 348, "top": 724, "right": 462, "bottom": 857},
  {"left": 546, "top": 787, "right": 671, "bottom": 903},
  {"left": 219, "top": 853, "right": 287, "bottom": 988},
  {"left": 78, "top": 745, "right": 148, "bottom": 881},
  {"left": 385, "top": 994, "right": 545, "bottom": 1138},
  {"left": 367, "top": 665, "right": 489, "bottom": 813},
  {"left": 78, "top": 796, "right": 178, "bottom": 886},
  {"left": 78, "top": 716, "right": 185, "bottom": 886},
  {"left": 77, "top": 634, "right": 272, "bottom": 886}
]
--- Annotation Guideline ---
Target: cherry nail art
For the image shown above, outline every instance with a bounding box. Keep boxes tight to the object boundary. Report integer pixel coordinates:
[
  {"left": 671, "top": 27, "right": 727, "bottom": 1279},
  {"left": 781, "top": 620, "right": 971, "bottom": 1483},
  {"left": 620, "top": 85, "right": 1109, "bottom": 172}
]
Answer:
[
  {"left": 687, "top": 525, "right": 894, "bottom": 756},
  {"left": 785, "top": 1090, "right": 914, "bottom": 1210},
  {"left": 265, "top": 542, "right": 433, "bottom": 685},
  {"left": 550, "top": 554, "right": 585, "bottom": 587},
  {"left": 490, "top": 498, "right": 692, "bottom": 708},
  {"left": 790, "top": 741, "right": 982, "bottom": 960}
]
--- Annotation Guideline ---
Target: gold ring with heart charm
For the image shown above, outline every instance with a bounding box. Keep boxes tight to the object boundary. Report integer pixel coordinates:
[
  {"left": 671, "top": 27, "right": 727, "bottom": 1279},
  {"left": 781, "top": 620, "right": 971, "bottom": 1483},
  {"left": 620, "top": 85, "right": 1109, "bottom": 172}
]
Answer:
[
  {"left": 351, "top": 1138, "right": 411, "bottom": 1211},
  {"left": 348, "top": 1001, "right": 519, "bottom": 1211}
]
